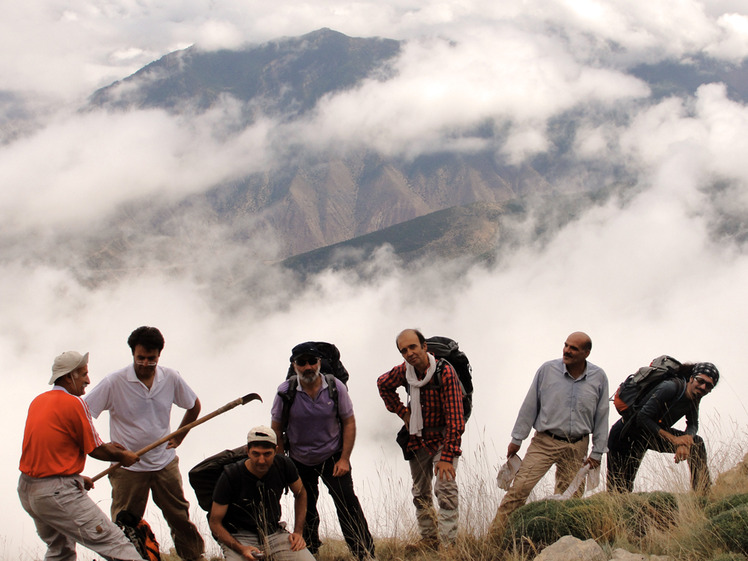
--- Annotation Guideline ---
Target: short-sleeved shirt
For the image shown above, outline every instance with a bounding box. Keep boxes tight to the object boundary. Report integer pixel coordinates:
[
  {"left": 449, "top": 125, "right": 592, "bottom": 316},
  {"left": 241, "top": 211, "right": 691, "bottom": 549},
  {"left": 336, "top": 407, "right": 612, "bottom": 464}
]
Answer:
[
  {"left": 20, "top": 387, "right": 104, "bottom": 478},
  {"left": 212, "top": 455, "right": 299, "bottom": 535},
  {"left": 270, "top": 376, "right": 354, "bottom": 466},
  {"left": 84, "top": 364, "right": 198, "bottom": 471}
]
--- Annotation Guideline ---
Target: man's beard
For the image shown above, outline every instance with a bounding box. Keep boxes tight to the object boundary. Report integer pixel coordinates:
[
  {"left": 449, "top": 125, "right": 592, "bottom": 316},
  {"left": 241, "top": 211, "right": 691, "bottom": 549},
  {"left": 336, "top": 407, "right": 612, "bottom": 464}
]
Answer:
[{"left": 296, "top": 364, "right": 321, "bottom": 385}]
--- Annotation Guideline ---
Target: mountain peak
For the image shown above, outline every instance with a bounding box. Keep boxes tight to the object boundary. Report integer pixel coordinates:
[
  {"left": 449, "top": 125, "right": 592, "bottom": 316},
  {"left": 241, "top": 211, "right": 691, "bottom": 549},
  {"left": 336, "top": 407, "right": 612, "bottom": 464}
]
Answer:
[{"left": 88, "top": 28, "right": 401, "bottom": 116}]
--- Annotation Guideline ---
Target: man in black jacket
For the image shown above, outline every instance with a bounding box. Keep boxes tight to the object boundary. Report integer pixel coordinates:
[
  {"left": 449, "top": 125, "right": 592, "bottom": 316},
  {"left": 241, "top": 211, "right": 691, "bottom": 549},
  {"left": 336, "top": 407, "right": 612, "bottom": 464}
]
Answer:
[{"left": 607, "top": 362, "right": 719, "bottom": 494}]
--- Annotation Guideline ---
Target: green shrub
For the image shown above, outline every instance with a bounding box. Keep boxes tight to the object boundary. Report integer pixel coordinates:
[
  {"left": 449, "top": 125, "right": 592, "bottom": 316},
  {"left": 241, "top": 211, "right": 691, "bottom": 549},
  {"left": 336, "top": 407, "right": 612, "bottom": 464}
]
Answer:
[
  {"left": 501, "top": 492, "right": 679, "bottom": 551},
  {"left": 562, "top": 498, "right": 619, "bottom": 539},
  {"left": 710, "top": 554, "right": 748, "bottom": 561},
  {"left": 503, "top": 499, "right": 574, "bottom": 548},
  {"left": 710, "top": 504, "right": 748, "bottom": 554},
  {"left": 706, "top": 493, "right": 748, "bottom": 518}
]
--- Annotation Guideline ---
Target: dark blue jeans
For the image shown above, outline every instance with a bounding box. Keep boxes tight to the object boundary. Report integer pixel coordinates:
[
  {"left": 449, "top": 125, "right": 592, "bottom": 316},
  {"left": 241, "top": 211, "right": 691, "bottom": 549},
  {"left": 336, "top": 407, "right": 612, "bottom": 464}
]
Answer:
[{"left": 293, "top": 452, "right": 374, "bottom": 560}]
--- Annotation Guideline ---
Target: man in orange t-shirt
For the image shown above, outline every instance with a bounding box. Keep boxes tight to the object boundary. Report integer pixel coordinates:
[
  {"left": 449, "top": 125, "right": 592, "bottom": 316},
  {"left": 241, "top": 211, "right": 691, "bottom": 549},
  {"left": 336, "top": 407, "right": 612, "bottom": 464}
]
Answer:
[{"left": 18, "top": 351, "right": 146, "bottom": 561}]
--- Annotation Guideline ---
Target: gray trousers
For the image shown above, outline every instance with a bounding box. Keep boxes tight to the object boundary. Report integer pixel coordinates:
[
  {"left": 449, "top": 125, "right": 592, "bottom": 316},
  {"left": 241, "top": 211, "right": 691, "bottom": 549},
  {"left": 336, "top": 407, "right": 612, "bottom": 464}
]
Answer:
[
  {"left": 18, "top": 473, "right": 144, "bottom": 561},
  {"left": 408, "top": 447, "right": 459, "bottom": 543},
  {"left": 220, "top": 527, "right": 316, "bottom": 561}
]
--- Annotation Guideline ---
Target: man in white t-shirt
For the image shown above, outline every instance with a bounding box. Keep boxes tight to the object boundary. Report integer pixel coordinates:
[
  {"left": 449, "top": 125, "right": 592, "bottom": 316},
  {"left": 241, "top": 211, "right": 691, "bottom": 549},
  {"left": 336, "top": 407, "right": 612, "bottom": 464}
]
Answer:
[{"left": 85, "top": 326, "right": 206, "bottom": 561}]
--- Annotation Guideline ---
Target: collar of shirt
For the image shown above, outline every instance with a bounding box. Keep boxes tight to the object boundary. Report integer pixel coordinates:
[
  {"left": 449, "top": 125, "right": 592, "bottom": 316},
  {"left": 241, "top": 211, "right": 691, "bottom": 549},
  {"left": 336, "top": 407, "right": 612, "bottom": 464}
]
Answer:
[
  {"left": 564, "top": 362, "right": 589, "bottom": 381},
  {"left": 296, "top": 373, "right": 329, "bottom": 399},
  {"left": 126, "top": 364, "right": 162, "bottom": 387}
]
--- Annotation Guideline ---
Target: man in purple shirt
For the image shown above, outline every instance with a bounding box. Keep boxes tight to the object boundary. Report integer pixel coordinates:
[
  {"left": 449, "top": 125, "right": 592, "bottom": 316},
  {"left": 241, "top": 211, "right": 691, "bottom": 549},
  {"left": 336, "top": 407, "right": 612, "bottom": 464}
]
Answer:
[{"left": 270, "top": 342, "right": 374, "bottom": 560}]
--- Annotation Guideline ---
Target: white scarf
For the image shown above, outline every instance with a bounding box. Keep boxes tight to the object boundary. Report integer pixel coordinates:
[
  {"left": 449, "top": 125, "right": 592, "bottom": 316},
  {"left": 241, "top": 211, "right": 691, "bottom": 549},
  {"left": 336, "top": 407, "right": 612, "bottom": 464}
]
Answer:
[{"left": 405, "top": 354, "right": 437, "bottom": 436}]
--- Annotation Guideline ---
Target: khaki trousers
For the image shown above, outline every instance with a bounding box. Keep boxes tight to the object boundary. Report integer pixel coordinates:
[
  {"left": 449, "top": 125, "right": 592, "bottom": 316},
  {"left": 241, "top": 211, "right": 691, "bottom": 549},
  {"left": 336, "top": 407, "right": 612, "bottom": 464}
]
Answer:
[
  {"left": 493, "top": 431, "right": 589, "bottom": 530},
  {"left": 109, "top": 457, "right": 204, "bottom": 560}
]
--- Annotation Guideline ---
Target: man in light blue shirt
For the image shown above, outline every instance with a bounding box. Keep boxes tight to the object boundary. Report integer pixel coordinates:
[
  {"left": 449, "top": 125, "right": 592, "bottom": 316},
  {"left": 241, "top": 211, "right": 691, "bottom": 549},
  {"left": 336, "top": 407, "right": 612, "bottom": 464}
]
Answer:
[{"left": 491, "top": 332, "right": 609, "bottom": 533}]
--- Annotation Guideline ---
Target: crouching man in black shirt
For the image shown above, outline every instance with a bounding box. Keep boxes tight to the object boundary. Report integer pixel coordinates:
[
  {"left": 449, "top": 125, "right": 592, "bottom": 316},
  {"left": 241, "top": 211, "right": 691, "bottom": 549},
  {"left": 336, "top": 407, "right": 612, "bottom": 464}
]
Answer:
[
  {"left": 209, "top": 426, "right": 316, "bottom": 561},
  {"left": 607, "top": 362, "right": 719, "bottom": 495}
]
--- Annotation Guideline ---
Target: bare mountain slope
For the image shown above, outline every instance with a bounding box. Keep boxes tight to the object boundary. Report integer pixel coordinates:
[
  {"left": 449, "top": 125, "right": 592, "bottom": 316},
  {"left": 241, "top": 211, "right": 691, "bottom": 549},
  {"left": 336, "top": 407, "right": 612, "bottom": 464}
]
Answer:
[
  {"left": 85, "top": 29, "right": 554, "bottom": 259},
  {"left": 80, "top": 28, "right": 748, "bottom": 270}
]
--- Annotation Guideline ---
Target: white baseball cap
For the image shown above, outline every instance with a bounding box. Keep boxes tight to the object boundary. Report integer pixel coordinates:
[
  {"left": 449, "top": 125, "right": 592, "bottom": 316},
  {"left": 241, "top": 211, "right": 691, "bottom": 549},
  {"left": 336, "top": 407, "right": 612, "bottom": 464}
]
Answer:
[
  {"left": 49, "top": 351, "right": 89, "bottom": 385},
  {"left": 247, "top": 425, "right": 277, "bottom": 446}
]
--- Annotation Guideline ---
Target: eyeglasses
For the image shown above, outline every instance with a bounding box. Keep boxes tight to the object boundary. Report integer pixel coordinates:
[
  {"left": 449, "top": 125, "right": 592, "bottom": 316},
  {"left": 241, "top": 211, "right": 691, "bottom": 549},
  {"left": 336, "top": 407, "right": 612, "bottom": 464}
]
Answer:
[
  {"left": 693, "top": 376, "right": 714, "bottom": 392},
  {"left": 134, "top": 358, "right": 158, "bottom": 367},
  {"left": 294, "top": 357, "right": 319, "bottom": 367}
]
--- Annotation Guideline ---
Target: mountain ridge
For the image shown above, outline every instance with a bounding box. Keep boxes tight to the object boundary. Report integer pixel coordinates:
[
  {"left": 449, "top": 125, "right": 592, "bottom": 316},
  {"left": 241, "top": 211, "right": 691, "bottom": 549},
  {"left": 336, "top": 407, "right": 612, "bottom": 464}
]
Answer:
[{"left": 78, "top": 28, "right": 748, "bottom": 271}]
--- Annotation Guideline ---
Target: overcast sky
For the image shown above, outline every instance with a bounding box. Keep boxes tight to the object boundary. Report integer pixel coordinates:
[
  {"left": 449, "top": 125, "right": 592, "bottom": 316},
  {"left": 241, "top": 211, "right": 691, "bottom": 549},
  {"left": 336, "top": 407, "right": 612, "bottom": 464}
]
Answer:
[{"left": 3, "top": 1, "right": 748, "bottom": 559}]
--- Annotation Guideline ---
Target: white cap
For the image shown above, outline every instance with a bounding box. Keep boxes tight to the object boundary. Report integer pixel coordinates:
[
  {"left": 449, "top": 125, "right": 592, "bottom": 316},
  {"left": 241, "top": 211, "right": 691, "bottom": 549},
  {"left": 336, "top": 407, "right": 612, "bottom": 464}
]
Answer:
[
  {"left": 247, "top": 425, "right": 277, "bottom": 446},
  {"left": 49, "top": 351, "right": 88, "bottom": 385}
]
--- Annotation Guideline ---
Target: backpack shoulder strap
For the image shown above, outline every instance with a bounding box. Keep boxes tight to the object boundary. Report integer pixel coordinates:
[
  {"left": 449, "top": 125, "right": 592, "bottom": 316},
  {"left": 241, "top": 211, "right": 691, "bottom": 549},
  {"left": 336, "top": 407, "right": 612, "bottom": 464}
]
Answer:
[
  {"left": 279, "top": 377, "right": 298, "bottom": 430},
  {"left": 324, "top": 373, "right": 339, "bottom": 413},
  {"left": 404, "top": 359, "right": 446, "bottom": 393},
  {"left": 213, "top": 460, "right": 246, "bottom": 504},
  {"left": 276, "top": 454, "right": 295, "bottom": 495},
  {"left": 223, "top": 459, "right": 245, "bottom": 486},
  {"left": 674, "top": 376, "right": 687, "bottom": 400},
  {"left": 432, "top": 358, "right": 445, "bottom": 387}
]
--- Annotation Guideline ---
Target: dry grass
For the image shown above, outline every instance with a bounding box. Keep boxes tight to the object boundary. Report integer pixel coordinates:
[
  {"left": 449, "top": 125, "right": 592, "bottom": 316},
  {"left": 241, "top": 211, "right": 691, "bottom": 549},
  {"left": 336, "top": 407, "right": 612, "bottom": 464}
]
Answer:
[{"left": 155, "top": 426, "right": 748, "bottom": 561}]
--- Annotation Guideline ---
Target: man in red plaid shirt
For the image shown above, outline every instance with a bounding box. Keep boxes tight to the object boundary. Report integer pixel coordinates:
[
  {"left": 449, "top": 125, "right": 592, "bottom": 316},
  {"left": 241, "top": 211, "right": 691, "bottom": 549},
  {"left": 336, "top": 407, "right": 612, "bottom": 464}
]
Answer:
[{"left": 377, "top": 329, "right": 465, "bottom": 550}]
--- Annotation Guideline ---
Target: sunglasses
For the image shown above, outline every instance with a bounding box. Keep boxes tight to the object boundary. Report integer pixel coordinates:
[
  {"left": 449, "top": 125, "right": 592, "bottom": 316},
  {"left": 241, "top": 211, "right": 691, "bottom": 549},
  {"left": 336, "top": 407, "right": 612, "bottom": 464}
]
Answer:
[
  {"left": 693, "top": 375, "right": 714, "bottom": 392},
  {"left": 294, "top": 357, "right": 319, "bottom": 367}
]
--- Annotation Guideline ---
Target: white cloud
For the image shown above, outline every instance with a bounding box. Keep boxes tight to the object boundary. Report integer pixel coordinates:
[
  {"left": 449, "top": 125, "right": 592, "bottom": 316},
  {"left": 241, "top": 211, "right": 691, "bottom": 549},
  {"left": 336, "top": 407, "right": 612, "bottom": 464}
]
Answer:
[
  {"left": 1, "top": 0, "right": 746, "bottom": 104},
  {"left": 553, "top": 0, "right": 718, "bottom": 55},
  {"left": 3, "top": 1, "right": 748, "bottom": 558},
  {"left": 0, "top": 105, "right": 278, "bottom": 231},
  {"left": 4, "top": 156, "right": 748, "bottom": 556},
  {"left": 707, "top": 13, "right": 748, "bottom": 60},
  {"left": 620, "top": 84, "right": 748, "bottom": 208},
  {"left": 195, "top": 19, "right": 245, "bottom": 50},
  {"left": 287, "top": 29, "right": 649, "bottom": 158}
]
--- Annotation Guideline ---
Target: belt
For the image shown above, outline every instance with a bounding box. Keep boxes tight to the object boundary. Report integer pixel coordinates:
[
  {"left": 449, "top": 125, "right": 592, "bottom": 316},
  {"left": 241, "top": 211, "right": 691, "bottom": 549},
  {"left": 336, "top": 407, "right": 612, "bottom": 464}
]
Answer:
[
  {"left": 20, "top": 473, "right": 79, "bottom": 482},
  {"left": 543, "top": 430, "right": 585, "bottom": 444}
]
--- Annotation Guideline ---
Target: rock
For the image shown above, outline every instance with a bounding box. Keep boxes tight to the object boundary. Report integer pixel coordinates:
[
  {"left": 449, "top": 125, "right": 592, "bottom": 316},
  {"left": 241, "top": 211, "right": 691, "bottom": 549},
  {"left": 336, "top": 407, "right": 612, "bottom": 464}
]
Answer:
[
  {"left": 611, "top": 549, "right": 646, "bottom": 561},
  {"left": 533, "top": 535, "right": 606, "bottom": 561},
  {"left": 611, "top": 548, "right": 673, "bottom": 561}
]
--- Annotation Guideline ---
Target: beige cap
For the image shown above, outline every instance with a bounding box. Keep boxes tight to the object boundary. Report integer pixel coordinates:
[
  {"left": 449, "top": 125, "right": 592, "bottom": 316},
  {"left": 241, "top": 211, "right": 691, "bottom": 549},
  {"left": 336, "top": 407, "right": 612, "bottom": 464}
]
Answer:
[
  {"left": 247, "top": 425, "right": 277, "bottom": 446},
  {"left": 49, "top": 351, "right": 89, "bottom": 385}
]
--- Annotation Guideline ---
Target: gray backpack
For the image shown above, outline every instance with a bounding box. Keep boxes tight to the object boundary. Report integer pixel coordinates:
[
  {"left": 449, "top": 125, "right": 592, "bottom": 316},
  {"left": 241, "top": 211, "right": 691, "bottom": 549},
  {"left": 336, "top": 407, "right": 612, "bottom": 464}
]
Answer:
[{"left": 612, "top": 355, "right": 683, "bottom": 418}]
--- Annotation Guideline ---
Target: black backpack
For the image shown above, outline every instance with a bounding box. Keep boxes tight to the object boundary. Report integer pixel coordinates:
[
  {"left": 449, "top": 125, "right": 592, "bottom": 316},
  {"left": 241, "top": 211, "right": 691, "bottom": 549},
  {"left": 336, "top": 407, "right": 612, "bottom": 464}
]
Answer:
[
  {"left": 612, "top": 355, "right": 684, "bottom": 419},
  {"left": 425, "top": 336, "right": 473, "bottom": 420},
  {"left": 188, "top": 446, "right": 247, "bottom": 512},
  {"left": 115, "top": 511, "right": 161, "bottom": 561},
  {"left": 284, "top": 341, "right": 349, "bottom": 385},
  {"left": 278, "top": 342, "right": 349, "bottom": 452}
]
